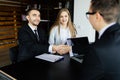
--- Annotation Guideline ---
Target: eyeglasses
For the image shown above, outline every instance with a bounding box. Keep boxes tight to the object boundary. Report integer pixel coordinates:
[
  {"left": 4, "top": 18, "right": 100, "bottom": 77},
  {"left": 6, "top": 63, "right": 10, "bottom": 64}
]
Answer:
[{"left": 86, "top": 12, "right": 96, "bottom": 19}]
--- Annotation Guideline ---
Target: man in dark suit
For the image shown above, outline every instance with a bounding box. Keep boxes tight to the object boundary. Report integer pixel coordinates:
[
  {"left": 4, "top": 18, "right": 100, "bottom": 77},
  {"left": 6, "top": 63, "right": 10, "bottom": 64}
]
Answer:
[
  {"left": 17, "top": 8, "right": 57, "bottom": 62},
  {"left": 79, "top": 0, "right": 120, "bottom": 80},
  {"left": 57, "top": 0, "right": 120, "bottom": 80}
]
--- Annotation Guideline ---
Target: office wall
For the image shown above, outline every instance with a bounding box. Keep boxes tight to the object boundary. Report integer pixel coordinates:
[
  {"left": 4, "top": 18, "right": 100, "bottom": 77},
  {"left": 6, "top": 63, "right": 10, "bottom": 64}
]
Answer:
[{"left": 74, "top": 0, "right": 95, "bottom": 42}]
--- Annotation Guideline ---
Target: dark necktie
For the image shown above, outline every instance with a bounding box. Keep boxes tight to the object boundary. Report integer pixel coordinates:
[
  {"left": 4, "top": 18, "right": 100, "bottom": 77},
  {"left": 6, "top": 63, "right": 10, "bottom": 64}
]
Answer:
[
  {"left": 34, "top": 30, "right": 39, "bottom": 41},
  {"left": 95, "top": 31, "right": 99, "bottom": 41}
]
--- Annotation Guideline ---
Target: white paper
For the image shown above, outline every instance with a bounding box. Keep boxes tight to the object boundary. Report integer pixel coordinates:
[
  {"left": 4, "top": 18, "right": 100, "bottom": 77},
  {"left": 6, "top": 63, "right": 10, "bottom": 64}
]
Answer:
[{"left": 35, "top": 53, "right": 63, "bottom": 62}]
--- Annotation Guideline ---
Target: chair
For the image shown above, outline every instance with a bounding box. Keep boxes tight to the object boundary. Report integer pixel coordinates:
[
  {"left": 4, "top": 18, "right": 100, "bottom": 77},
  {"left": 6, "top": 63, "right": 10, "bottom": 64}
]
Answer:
[{"left": 9, "top": 45, "right": 18, "bottom": 64}]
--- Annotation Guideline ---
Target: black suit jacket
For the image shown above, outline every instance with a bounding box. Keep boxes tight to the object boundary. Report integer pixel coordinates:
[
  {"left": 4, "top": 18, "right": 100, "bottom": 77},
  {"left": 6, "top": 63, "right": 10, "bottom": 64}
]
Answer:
[
  {"left": 74, "top": 23, "right": 120, "bottom": 80},
  {"left": 17, "top": 24, "right": 49, "bottom": 62}
]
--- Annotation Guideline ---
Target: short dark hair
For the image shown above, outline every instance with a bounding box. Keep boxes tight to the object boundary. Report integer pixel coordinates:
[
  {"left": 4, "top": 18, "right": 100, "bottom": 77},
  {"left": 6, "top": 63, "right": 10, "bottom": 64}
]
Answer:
[
  {"left": 91, "top": 0, "right": 119, "bottom": 23},
  {"left": 26, "top": 8, "right": 40, "bottom": 15}
]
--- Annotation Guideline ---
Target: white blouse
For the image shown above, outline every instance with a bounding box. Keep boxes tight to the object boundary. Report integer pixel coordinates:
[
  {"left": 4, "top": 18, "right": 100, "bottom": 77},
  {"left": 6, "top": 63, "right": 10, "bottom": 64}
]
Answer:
[{"left": 49, "top": 25, "right": 71, "bottom": 45}]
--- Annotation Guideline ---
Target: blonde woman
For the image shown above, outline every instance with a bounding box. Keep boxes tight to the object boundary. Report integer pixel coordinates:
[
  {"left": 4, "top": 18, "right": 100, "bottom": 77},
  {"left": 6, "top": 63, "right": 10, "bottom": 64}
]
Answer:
[{"left": 49, "top": 8, "right": 76, "bottom": 45}]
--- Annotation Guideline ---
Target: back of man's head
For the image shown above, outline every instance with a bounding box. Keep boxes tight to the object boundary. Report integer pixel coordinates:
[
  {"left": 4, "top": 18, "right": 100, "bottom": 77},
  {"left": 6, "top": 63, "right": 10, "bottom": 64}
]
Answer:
[{"left": 91, "top": 0, "right": 119, "bottom": 23}]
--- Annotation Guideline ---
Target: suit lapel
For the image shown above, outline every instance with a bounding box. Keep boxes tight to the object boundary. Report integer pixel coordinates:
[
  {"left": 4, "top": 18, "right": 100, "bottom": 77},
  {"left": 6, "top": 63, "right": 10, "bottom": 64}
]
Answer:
[
  {"left": 26, "top": 25, "right": 38, "bottom": 41},
  {"left": 37, "top": 27, "right": 45, "bottom": 42}
]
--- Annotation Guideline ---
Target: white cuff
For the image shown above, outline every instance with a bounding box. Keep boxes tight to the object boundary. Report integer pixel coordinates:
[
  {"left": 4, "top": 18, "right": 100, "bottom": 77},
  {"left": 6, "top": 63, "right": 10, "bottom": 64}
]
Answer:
[
  {"left": 69, "top": 46, "right": 74, "bottom": 57},
  {"left": 48, "top": 45, "right": 53, "bottom": 53}
]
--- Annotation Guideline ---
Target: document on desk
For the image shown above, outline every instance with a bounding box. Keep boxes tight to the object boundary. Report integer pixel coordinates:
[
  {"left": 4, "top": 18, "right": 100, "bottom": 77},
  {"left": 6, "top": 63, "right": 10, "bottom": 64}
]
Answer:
[{"left": 35, "top": 53, "right": 64, "bottom": 62}]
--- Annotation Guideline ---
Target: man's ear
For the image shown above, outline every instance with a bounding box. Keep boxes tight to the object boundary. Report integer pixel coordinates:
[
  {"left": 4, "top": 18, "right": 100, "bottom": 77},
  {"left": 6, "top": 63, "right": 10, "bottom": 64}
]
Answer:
[
  {"left": 26, "top": 15, "right": 29, "bottom": 21},
  {"left": 96, "top": 12, "right": 102, "bottom": 22}
]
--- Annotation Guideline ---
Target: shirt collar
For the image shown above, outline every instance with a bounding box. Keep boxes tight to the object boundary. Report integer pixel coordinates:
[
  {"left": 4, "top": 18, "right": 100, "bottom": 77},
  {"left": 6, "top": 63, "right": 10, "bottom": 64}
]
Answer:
[
  {"left": 98, "top": 22, "right": 116, "bottom": 39},
  {"left": 28, "top": 23, "right": 37, "bottom": 31}
]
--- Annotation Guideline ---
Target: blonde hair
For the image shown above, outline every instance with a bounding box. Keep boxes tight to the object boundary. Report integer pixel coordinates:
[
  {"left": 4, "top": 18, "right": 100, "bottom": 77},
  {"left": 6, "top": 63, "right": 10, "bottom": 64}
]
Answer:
[{"left": 50, "top": 8, "right": 76, "bottom": 38}]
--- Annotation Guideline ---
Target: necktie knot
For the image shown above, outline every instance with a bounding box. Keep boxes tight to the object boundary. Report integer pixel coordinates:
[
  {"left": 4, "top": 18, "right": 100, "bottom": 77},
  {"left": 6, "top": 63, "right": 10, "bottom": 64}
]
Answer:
[{"left": 34, "top": 29, "right": 37, "bottom": 32}]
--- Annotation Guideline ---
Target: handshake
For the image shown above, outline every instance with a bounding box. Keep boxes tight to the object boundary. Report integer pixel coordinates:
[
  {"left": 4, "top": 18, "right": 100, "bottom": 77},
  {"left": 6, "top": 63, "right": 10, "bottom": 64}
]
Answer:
[{"left": 52, "top": 45, "right": 71, "bottom": 55}]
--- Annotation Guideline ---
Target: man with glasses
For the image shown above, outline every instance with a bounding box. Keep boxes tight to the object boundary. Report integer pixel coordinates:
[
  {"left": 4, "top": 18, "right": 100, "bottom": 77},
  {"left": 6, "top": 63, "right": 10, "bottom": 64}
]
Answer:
[{"left": 78, "top": 0, "right": 120, "bottom": 80}]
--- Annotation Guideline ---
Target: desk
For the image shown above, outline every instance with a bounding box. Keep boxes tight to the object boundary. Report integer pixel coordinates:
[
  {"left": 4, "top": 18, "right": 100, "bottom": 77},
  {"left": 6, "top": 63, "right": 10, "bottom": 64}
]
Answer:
[{"left": 0, "top": 54, "right": 82, "bottom": 80}]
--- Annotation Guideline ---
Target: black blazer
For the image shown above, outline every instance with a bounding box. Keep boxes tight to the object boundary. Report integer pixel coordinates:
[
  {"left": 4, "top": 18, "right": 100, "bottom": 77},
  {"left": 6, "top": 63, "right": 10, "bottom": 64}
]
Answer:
[
  {"left": 75, "top": 23, "right": 120, "bottom": 80},
  {"left": 17, "top": 24, "right": 49, "bottom": 62}
]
